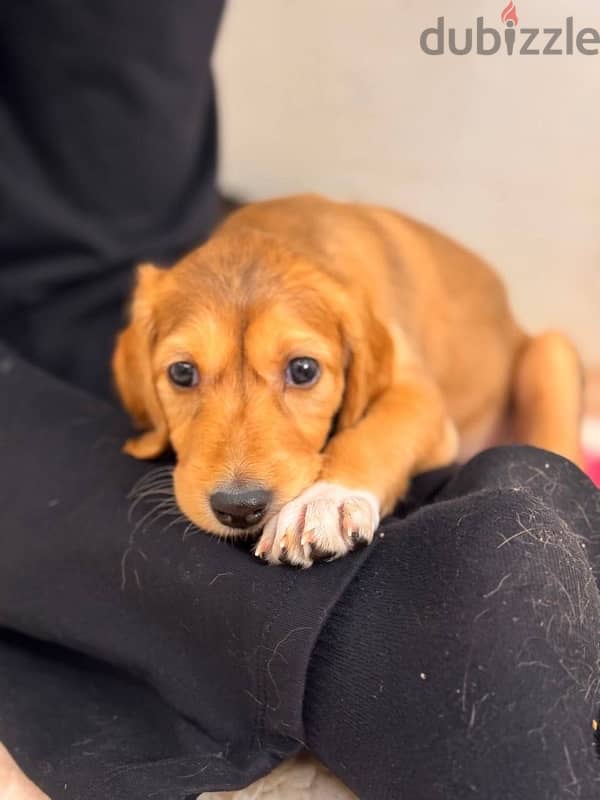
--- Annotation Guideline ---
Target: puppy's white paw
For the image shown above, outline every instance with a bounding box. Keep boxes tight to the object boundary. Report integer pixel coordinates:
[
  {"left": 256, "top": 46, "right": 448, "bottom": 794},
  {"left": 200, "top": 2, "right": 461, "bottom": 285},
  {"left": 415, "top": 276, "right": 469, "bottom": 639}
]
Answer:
[{"left": 254, "top": 481, "right": 380, "bottom": 567}]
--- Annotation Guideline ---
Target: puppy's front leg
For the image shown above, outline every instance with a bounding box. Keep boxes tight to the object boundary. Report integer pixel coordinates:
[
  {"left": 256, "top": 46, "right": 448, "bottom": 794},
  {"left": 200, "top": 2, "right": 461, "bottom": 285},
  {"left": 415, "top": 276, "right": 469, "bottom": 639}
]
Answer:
[
  {"left": 322, "top": 373, "right": 458, "bottom": 513},
  {"left": 256, "top": 373, "right": 458, "bottom": 566}
]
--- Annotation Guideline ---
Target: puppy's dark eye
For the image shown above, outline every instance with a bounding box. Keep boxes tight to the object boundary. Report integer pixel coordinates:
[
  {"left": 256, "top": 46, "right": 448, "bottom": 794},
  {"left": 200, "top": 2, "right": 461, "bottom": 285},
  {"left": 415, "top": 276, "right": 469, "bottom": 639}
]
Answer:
[
  {"left": 285, "top": 357, "right": 320, "bottom": 387},
  {"left": 167, "top": 361, "right": 199, "bottom": 388}
]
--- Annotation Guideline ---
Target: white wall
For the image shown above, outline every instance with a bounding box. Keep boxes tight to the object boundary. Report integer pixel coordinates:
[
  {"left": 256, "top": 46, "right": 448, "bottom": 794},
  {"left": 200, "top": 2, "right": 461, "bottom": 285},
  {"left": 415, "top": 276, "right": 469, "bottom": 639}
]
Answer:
[{"left": 213, "top": 0, "right": 600, "bottom": 363}]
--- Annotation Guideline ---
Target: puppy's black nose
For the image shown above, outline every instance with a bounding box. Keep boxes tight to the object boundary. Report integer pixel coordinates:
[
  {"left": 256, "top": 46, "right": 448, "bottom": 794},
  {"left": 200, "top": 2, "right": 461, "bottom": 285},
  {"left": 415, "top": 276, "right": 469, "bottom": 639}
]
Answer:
[{"left": 209, "top": 485, "right": 273, "bottom": 529}]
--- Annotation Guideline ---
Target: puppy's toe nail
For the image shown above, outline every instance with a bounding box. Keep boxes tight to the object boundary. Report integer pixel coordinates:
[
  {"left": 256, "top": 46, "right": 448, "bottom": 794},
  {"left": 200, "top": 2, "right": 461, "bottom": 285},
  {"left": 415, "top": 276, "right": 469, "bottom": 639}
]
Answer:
[
  {"left": 310, "top": 545, "right": 333, "bottom": 561},
  {"left": 353, "top": 537, "right": 370, "bottom": 551},
  {"left": 349, "top": 529, "right": 371, "bottom": 551},
  {"left": 300, "top": 529, "right": 315, "bottom": 547},
  {"left": 300, "top": 538, "right": 314, "bottom": 564}
]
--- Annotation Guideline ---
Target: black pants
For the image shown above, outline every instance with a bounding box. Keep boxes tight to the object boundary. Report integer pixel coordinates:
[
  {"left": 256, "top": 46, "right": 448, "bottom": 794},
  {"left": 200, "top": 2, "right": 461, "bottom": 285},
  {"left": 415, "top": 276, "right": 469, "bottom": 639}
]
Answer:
[
  {"left": 0, "top": 342, "right": 599, "bottom": 800},
  {"left": 0, "top": 0, "right": 224, "bottom": 398}
]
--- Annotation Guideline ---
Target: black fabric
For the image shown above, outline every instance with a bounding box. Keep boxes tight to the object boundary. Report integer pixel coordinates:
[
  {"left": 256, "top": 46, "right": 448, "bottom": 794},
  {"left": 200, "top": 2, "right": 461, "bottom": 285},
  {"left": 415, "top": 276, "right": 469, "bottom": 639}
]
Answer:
[
  {"left": 307, "top": 451, "right": 600, "bottom": 799},
  {"left": 0, "top": 0, "right": 224, "bottom": 399},
  {"left": 1, "top": 342, "right": 599, "bottom": 800}
]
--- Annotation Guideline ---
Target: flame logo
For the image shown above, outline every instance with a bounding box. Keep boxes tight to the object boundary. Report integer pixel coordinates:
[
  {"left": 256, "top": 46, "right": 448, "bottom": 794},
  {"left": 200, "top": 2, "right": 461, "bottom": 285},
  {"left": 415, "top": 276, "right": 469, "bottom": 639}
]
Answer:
[{"left": 501, "top": 1, "right": 519, "bottom": 26}]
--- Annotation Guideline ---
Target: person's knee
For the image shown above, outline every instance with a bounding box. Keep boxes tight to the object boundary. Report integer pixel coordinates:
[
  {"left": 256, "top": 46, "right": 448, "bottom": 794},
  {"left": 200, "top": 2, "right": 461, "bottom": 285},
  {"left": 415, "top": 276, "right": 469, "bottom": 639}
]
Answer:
[{"left": 439, "top": 444, "right": 592, "bottom": 505}]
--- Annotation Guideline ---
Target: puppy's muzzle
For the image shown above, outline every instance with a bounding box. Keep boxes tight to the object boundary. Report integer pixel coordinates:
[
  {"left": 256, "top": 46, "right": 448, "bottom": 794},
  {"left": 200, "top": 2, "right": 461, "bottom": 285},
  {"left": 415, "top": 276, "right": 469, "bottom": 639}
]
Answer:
[{"left": 209, "top": 484, "right": 273, "bottom": 530}]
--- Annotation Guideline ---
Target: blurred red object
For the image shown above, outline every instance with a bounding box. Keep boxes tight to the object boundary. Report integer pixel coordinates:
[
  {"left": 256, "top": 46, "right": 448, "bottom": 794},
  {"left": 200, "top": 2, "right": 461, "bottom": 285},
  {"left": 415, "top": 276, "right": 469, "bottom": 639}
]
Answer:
[{"left": 585, "top": 453, "right": 600, "bottom": 487}]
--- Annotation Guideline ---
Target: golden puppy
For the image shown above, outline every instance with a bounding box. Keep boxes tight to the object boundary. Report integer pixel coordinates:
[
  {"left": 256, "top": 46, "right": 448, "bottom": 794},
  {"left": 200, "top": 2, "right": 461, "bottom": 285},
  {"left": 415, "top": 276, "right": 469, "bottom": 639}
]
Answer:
[{"left": 113, "top": 195, "right": 583, "bottom": 566}]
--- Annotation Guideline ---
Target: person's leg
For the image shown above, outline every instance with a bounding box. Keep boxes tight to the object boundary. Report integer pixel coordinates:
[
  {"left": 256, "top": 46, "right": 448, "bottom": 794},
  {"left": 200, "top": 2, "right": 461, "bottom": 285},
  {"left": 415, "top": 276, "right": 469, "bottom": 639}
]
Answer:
[
  {"left": 0, "top": 0, "right": 224, "bottom": 398},
  {"left": 0, "top": 342, "right": 371, "bottom": 798},
  {"left": 306, "top": 447, "right": 600, "bottom": 799},
  {"left": 2, "top": 341, "right": 599, "bottom": 798},
  {"left": 0, "top": 745, "right": 48, "bottom": 800}
]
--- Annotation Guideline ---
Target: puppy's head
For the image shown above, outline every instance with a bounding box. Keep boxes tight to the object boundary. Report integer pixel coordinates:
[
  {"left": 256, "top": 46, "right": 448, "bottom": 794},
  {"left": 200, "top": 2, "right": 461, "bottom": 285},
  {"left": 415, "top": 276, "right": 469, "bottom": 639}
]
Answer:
[{"left": 113, "top": 230, "right": 392, "bottom": 537}]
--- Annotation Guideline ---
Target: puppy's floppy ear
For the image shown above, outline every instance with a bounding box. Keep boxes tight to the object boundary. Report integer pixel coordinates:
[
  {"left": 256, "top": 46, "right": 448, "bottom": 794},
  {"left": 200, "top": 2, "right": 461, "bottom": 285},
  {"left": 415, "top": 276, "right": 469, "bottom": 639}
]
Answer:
[
  {"left": 113, "top": 263, "right": 169, "bottom": 459},
  {"left": 337, "top": 298, "right": 395, "bottom": 429}
]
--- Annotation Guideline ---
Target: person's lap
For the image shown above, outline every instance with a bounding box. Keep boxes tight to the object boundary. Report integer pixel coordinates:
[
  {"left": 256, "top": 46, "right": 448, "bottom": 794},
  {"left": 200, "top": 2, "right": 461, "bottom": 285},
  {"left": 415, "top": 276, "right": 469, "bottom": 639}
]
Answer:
[{"left": 1, "top": 341, "right": 599, "bottom": 799}]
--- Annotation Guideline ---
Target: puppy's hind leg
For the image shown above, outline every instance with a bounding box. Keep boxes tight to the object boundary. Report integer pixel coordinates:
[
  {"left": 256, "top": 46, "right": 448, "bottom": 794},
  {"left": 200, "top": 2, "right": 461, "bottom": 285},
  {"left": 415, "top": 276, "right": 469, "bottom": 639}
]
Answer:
[{"left": 511, "top": 331, "right": 584, "bottom": 467}]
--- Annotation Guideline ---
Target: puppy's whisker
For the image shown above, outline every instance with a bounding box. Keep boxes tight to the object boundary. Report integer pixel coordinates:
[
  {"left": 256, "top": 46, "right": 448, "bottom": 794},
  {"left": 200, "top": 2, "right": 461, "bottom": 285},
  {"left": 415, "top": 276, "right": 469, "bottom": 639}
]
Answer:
[
  {"left": 129, "top": 480, "right": 175, "bottom": 499},
  {"left": 128, "top": 482, "right": 176, "bottom": 521},
  {"left": 129, "top": 475, "right": 174, "bottom": 494},
  {"left": 143, "top": 506, "right": 186, "bottom": 533},
  {"left": 128, "top": 467, "right": 174, "bottom": 497},
  {"left": 133, "top": 473, "right": 172, "bottom": 491},
  {"left": 130, "top": 508, "right": 178, "bottom": 538},
  {"left": 128, "top": 493, "right": 176, "bottom": 521},
  {"left": 134, "top": 477, "right": 174, "bottom": 489},
  {"left": 128, "top": 468, "right": 206, "bottom": 540},
  {"left": 132, "top": 487, "right": 176, "bottom": 501},
  {"left": 131, "top": 498, "right": 179, "bottom": 533},
  {"left": 135, "top": 465, "right": 174, "bottom": 478},
  {"left": 183, "top": 521, "right": 201, "bottom": 541},
  {"left": 163, "top": 513, "right": 189, "bottom": 533}
]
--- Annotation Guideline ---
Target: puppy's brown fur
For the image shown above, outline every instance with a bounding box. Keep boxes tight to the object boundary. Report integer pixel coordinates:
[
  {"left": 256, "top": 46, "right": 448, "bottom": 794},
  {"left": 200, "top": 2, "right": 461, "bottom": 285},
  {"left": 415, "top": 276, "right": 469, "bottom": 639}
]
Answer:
[{"left": 113, "top": 195, "right": 583, "bottom": 564}]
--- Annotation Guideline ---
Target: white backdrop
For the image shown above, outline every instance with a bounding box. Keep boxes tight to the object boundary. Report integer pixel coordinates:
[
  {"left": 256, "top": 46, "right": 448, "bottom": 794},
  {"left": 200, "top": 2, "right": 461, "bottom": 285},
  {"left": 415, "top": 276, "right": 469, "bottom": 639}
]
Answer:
[{"left": 213, "top": 0, "right": 600, "bottom": 363}]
